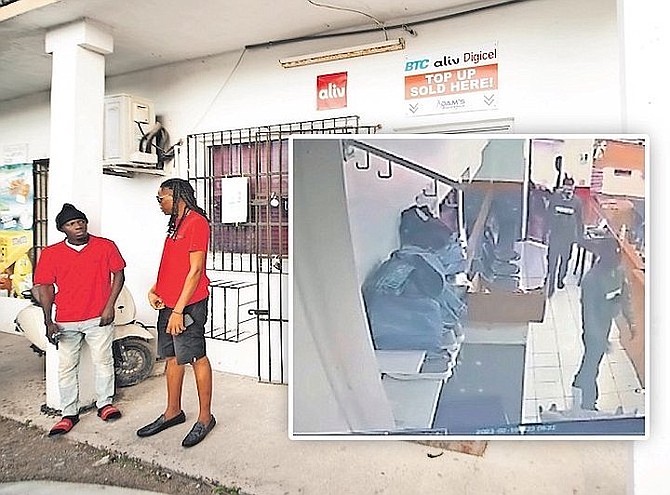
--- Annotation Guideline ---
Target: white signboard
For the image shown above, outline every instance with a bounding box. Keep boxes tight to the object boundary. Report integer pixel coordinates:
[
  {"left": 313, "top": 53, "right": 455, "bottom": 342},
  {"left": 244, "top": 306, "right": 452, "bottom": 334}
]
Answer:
[
  {"left": 3, "top": 144, "right": 29, "bottom": 165},
  {"left": 404, "top": 41, "right": 498, "bottom": 117},
  {"left": 220, "top": 177, "right": 249, "bottom": 223}
]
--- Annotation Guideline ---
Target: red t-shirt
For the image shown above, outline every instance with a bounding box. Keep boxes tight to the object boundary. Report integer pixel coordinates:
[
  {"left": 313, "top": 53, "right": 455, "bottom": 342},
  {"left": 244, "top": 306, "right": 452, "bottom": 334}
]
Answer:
[
  {"left": 155, "top": 211, "right": 210, "bottom": 308},
  {"left": 33, "top": 235, "right": 126, "bottom": 322}
]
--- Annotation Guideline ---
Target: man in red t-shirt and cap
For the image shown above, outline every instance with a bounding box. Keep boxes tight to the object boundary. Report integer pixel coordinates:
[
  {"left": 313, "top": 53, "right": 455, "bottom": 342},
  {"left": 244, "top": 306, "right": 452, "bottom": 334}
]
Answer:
[
  {"left": 136, "top": 178, "right": 215, "bottom": 448},
  {"left": 33, "top": 203, "right": 126, "bottom": 436}
]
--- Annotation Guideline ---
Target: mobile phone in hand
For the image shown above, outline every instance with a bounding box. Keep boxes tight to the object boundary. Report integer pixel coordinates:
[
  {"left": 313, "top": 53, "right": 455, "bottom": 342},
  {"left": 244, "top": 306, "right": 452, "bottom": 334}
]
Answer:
[
  {"left": 184, "top": 314, "right": 194, "bottom": 327},
  {"left": 47, "top": 331, "right": 60, "bottom": 349}
]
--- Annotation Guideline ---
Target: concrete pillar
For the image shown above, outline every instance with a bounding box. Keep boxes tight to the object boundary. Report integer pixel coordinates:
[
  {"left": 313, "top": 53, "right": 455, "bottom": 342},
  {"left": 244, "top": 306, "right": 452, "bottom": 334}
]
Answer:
[
  {"left": 43, "top": 19, "right": 113, "bottom": 411},
  {"left": 45, "top": 19, "right": 113, "bottom": 237}
]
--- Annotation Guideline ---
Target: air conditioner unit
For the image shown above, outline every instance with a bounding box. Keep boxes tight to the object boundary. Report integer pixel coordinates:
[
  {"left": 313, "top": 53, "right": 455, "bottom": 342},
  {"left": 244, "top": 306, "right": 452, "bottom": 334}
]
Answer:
[{"left": 103, "top": 94, "right": 164, "bottom": 174}]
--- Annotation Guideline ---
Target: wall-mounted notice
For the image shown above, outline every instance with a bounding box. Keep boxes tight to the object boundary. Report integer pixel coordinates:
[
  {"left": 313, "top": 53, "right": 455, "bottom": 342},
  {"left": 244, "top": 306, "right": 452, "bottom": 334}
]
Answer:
[
  {"left": 220, "top": 176, "right": 249, "bottom": 223},
  {"left": 404, "top": 41, "right": 498, "bottom": 117}
]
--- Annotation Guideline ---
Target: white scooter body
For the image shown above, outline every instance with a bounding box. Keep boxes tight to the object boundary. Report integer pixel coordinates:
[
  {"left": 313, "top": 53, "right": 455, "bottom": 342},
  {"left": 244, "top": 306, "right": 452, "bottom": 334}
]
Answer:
[{"left": 14, "top": 286, "right": 157, "bottom": 387}]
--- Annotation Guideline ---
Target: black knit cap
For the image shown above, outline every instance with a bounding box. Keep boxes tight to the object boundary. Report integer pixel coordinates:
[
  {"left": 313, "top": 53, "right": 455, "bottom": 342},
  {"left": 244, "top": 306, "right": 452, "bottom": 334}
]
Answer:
[{"left": 56, "top": 203, "right": 88, "bottom": 230}]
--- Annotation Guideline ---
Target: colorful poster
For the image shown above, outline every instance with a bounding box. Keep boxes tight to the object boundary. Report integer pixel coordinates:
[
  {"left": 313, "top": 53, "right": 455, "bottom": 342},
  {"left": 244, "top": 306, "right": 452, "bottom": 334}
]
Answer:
[
  {"left": 0, "top": 162, "right": 33, "bottom": 231},
  {"left": 0, "top": 162, "right": 34, "bottom": 297},
  {"left": 317, "top": 72, "right": 348, "bottom": 110},
  {"left": 404, "top": 41, "right": 498, "bottom": 116}
]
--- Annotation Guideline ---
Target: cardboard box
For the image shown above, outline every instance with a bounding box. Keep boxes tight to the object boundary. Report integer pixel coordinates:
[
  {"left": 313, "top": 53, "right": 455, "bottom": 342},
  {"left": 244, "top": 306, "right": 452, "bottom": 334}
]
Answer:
[
  {"left": 466, "top": 275, "right": 546, "bottom": 323},
  {"left": 0, "top": 230, "right": 33, "bottom": 272}
]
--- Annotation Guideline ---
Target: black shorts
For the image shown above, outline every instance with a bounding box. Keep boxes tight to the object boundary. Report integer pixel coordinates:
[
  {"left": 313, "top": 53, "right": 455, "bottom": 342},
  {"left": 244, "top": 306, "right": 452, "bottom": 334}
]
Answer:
[{"left": 157, "top": 298, "right": 208, "bottom": 365}]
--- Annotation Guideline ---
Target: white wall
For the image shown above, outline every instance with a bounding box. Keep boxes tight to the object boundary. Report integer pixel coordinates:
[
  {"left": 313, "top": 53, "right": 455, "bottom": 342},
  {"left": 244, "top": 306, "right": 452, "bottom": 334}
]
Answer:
[
  {"left": 98, "top": 0, "right": 620, "bottom": 137},
  {"left": 559, "top": 139, "right": 595, "bottom": 187},
  {"left": 530, "top": 139, "right": 594, "bottom": 188},
  {"left": 600, "top": 168, "right": 644, "bottom": 198},
  {"left": 621, "top": 0, "right": 665, "bottom": 492},
  {"left": 292, "top": 139, "right": 395, "bottom": 434},
  {"left": 344, "top": 137, "right": 488, "bottom": 283},
  {"left": 0, "top": 0, "right": 620, "bottom": 370},
  {"left": 0, "top": 92, "right": 50, "bottom": 160}
]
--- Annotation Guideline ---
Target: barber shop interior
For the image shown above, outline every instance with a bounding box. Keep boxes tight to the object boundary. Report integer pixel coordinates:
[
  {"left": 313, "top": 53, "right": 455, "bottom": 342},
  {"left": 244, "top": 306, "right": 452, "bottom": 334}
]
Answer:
[{"left": 292, "top": 135, "right": 646, "bottom": 437}]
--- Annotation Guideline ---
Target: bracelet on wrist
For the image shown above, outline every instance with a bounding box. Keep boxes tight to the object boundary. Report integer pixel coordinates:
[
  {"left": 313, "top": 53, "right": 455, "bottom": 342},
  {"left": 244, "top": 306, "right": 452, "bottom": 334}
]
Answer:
[{"left": 172, "top": 310, "right": 183, "bottom": 315}]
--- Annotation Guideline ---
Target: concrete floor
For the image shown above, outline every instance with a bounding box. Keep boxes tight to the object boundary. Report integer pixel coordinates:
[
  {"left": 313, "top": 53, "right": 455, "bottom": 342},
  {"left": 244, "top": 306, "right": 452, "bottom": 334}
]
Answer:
[
  {"left": 0, "top": 481, "right": 166, "bottom": 495},
  {"left": 0, "top": 330, "right": 632, "bottom": 495}
]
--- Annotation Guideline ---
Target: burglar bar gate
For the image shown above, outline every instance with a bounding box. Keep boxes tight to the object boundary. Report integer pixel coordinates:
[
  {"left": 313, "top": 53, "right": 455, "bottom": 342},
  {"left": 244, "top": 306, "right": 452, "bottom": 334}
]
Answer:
[
  {"left": 187, "top": 116, "right": 378, "bottom": 384},
  {"left": 31, "top": 159, "right": 49, "bottom": 267}
]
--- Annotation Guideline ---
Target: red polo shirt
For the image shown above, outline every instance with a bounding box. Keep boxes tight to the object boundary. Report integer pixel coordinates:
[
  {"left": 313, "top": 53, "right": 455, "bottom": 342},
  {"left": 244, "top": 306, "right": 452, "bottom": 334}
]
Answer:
[
  {"left": 33, "top": 235, "right": 126, "bottom": 322},
  {"left": 155, "top": 211, "right": 210, "bottom": 308}
]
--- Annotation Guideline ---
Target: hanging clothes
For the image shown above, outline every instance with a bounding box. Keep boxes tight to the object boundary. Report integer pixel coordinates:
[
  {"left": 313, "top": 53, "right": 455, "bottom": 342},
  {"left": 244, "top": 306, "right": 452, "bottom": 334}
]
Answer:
[
  {"left": 399, "top": 205, "right": 453, "bottom": 251},
  {"left": 362, "top": 242, "right": 467, "bottom": 352}
]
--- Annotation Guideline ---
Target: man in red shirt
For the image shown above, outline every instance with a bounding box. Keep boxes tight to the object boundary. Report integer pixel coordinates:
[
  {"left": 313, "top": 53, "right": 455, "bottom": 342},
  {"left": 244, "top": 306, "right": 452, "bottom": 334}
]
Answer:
[
  {"left": 33, "top": 203, "right": 126, "bottom": 436},
  {"left": 136, "top": 178, "right": 215, "bottom": 448}
]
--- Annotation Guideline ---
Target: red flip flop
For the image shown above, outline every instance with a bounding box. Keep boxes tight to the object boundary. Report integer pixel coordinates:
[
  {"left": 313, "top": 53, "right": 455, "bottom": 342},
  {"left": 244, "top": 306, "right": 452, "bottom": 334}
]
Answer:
[
  {"left": 97, "top": 404, "right": 122, "bottom": 421},
  {"left": 48, "top": 416, "right": 79, "bottom": 436}
]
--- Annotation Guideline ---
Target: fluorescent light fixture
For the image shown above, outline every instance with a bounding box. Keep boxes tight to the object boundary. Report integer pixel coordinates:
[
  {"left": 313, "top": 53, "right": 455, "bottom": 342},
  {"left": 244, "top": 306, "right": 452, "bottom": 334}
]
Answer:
[{"left": 279, "top": 38, "right": 405, "bottom": 68}]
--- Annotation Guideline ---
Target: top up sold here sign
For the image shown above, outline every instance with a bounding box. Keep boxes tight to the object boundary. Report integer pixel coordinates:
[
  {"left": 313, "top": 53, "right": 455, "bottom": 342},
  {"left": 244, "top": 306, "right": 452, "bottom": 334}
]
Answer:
[{"left": 404, "top": 41, "right": 498, "bottom": 117}]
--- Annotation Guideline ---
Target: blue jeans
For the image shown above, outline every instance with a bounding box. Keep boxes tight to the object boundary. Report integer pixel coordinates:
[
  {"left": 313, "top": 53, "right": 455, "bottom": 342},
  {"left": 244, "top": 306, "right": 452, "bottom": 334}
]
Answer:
[{"left": 57, "top": 318, "right": 115, "bottom": 416}]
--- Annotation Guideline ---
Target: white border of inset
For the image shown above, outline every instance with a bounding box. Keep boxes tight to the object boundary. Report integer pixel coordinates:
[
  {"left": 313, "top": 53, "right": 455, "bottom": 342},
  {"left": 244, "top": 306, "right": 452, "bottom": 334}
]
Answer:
[{"left": 288, "top": 133, "right": 649, "bottom": 441}]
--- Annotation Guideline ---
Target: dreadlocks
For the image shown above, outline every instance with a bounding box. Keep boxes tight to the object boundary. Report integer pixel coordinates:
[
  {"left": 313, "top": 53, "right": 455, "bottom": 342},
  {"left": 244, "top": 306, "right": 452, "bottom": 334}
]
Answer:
[{"left": 160, "top": 178, "right": 209, "bottom": 238}]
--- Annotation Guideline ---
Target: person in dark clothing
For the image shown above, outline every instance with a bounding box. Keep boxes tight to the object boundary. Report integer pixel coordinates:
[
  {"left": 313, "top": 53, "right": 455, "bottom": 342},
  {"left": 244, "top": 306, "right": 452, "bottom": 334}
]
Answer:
[
  {"left": 572, "top": 238, "right": 633, "bottom": 410},
  {"left": 438, "top": 189, "right": 459, "bottom": 234},
  {"left": 545, "top": 176, "right": 583, "bottom": 297},
  {"left": 527, "top": 182, "right": 551, "bottom": 243},
  {"left": 399, "top": 192, "right": 451, "bottom": 250}
]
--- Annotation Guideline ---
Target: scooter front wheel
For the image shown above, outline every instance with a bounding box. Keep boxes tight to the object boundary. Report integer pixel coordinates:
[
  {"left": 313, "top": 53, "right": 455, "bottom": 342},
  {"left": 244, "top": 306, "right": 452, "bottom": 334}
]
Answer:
[{"left": 113, "top": 337, "right": 155, "bottom": 388}]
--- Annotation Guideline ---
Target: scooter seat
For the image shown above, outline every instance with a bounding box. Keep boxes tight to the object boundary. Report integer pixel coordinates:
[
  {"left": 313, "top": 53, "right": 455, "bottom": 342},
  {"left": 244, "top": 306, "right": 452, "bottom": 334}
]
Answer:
[{"left": 114, "top": 286, "right": 136, "bottom": 325}]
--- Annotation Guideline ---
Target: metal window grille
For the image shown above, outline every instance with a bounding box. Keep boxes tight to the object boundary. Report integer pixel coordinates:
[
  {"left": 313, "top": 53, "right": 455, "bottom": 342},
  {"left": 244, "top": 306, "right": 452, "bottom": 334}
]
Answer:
[
  {"left": 187, "top": 116, "right": 378, "bottom": 272},
  {"left": 31, "top": 159, "right": 49, "bottom": 269},
  {"left": 187, "top": 115, "right": 378, "bottom": 384}
]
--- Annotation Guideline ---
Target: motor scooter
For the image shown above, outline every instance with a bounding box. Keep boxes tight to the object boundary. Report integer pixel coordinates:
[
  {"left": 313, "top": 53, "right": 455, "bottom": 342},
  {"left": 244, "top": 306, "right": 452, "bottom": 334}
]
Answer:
[{"left": 14, "top": 285, "right": 157, "bottom": 388}]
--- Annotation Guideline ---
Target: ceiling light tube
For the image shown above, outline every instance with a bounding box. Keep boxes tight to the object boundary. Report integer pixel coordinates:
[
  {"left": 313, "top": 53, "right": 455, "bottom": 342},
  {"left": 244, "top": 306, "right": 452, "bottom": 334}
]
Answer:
[{"left": 279, "top": 38, "right": 405, "bottom": 68}]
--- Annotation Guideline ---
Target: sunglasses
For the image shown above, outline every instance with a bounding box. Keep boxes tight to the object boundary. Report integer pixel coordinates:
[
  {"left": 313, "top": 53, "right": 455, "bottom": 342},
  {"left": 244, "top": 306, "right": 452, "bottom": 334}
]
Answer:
[{"left": 156, "top": 194, "right": 172, "bottom": 203}]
